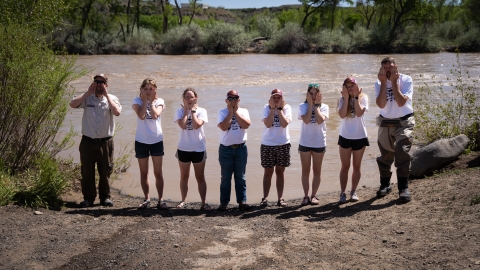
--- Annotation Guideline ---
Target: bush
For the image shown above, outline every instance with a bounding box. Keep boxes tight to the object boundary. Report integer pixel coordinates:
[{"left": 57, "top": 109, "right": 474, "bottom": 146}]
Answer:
[
  {"left": 267, "top": 22, "right": 308, "bottom": 54},
  {"left": 434, "top": 21, "right": 464, "bottom": 41},
  {"left": 0, "top": 170, "right": 16, "bottom": 206},
  {"left": 457, "top": 26, "right": 480, "bottom": 52},
  {"left": 160, "top": 24, "right": 204, "bottom": 54},
  {"left": 0, "top": 24, "right": 83, "bottom": 173},
  {"left": 397, "top": 26, "right": 441, "bottom": 53},
  {"left": 416, "top": 50, "right": 480, "bottom": 149},
  {"left": 311, "top": 28, "right": 353, "bottom": 53},
  {"left": 204, "top": 23, "right": 250, "bottom": 54},
  {"left": 351, "top": 24, "right": 370, "bottom": 49},
  {"left": 255, "top": 15, "right": 279, "bottom": 38},
  {"left": 122, "top": 28, "right": 156, "bottom": 54}
]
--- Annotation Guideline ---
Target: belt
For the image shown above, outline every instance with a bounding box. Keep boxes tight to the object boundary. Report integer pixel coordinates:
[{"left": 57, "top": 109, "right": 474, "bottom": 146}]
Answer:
[
  {"left": 82, "top": 135, "right": 112, "bottom": 142},
  {"left": 380, "top": 112, "right": 414, "bottom": 120},
  {"left": 221, "top": 143, "right": 245, "bottom": 149}
]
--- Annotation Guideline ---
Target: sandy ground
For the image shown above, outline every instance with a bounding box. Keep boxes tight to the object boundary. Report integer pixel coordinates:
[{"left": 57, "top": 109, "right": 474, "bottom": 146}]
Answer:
[{"left": 1, "top": 152, "right": 479, "bottom": 270}]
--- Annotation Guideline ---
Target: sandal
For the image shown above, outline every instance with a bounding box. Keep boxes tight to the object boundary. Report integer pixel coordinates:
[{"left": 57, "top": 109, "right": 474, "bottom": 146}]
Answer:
[
  {"left": 176, "top": 201, "right": 187, "bottom": 208},
  {"left": 138, "top": 200, "right": 150, "bottom": 210},
  {"left": 310, "top": 196, "right": 319, "bottom": 205},
  {"left": 200, "top": 203, "right": 212, "bottom": 211},
  {"left": 277, "top": 199, "right": 288, "bottom": 207},
  {"left": 260, "top": 198, "right": 268, "bottom": 207},
  {"left": 301, "top": 197, "right": 310, "bottom": 206},
  {"left": 157, "top": 200, "right": 168, "bottom": 210}
]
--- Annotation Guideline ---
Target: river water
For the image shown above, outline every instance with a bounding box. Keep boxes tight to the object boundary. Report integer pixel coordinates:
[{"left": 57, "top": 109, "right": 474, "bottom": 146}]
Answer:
[{"left": 58, "top": 52, "right": 480, "bottom": 204}]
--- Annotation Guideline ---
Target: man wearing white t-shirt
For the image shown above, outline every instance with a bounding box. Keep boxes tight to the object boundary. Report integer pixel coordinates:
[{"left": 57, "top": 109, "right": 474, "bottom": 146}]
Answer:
[
  {"left": 217, "top": 90, "right": 251, "bottom": 211},
  {"left": 375, "top": 57, "right": 415, "bottom": 202}
]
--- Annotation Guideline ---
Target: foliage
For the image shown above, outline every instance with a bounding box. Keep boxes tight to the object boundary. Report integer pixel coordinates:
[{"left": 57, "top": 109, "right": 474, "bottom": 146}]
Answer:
[
  {"left": 456, "top": 26, "right": 480, "bottom": 52},
  {"left": 434, "top": 20, "right": 464, "bottom": 41},
  {"left": 415, "top": 50, "right": 480, "bottom": 149},
  {"left": 311, "top": 28, "right": 354, "bottom": 53},
  {"left": 0, "top": 24, "right": 85, "bottom": 173},
  {"left": 267, "top": 22, "right": 308, "bottom": 53},
  {"left": 0, "top": 168, "right": 17, "bottom": 206},
  {"left": 0, "top": 0, "right": 67, "bottom": 31},
  {"left": 254, "top": 15, "right": 279, "bottom": 38},
  {"left": 160, "top": 24, "right": 204, "bottom": 54},
  {"left": 122, "top": 28, "right": 156, "bottom": 54},
  {"left": 203, "top": 23, "right": 250, "bottom": 54},
  {"left": 471, "top": 194, "right": 480, "bottom": 206}
]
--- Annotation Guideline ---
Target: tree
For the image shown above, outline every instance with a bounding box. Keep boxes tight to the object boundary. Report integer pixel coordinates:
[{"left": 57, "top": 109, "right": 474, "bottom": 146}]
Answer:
[
  {"left": 356, "top": 0, "right": 376, "bottom": 29},
  {"left": 189, "top": 0, "right": 202, "bottom": 26},
  {"left": 173, "top": 0, "right": 183, "bottom": 25},
  {"left": 299, "top": 0, "right": 330, "bottom": 28}
]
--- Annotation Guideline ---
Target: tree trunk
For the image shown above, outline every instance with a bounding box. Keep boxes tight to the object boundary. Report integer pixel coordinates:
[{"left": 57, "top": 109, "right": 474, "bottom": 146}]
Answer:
[
  {"left": 189, "top": 0, "right": 197, "bottom": 26},
  {"left": 174, "top": 0, "right": 182, "bottom": 25}
]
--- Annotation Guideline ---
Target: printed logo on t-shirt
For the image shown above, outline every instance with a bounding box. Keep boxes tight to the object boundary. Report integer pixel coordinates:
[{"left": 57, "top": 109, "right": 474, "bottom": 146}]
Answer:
[
  {"left": 387, "top": 87, "right": 395, "bottom": 102},
  {"left": 228, "top": 115, "right": 240, "bottom": 130},
  {"left": 310, "top": 110, "right": 316, "bottom": 123},
  {"left": 186, "top": 116, "right": 193, "bottom": 130},
  {"left": 272, "top": 113, "right": 281, "bottom": 128},
  {"left": 146, "top": 104, "right": 152, "bottom": 120},
  {"left": 87, "top": 104, "right": 95, "bottom": 108}
]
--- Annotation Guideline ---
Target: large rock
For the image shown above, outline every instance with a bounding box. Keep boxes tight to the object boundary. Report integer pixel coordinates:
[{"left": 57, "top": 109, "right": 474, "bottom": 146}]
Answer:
[{"left": 410, "top": 134, "right": 470, "bottom": 178}]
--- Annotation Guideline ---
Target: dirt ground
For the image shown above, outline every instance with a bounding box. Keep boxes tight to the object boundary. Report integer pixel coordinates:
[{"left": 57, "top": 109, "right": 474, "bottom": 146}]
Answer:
[{"left": 1, "top": 152, "right": 479, "bottom": 270}]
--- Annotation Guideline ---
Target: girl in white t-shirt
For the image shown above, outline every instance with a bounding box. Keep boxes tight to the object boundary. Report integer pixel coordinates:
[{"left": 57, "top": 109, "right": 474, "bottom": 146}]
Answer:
[
  {"left": 297, "top": 84, "right": 329, "bottom": 206},
  {"left": 174, "top": 88, "right": 211, "bottom": 211},
  {"left": 132, "top": 78, "right": 167, "bottom": 210},
  {"left": 337, "top": 76, "right": 369, "bottom": 204}
]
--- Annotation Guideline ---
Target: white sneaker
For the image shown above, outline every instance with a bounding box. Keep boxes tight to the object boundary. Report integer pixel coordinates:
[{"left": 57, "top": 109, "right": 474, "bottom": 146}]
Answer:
[
  {"left": 339, "top": 193, "right": 347, "bottom": 204},
  {"left": 350, "top": 192, "right": 359, "bottom": 202}
]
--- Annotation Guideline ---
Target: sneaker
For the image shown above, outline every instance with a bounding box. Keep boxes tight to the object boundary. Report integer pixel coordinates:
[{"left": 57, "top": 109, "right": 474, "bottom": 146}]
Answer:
[
  {"left": 376, "top": 186, "right": 392, "bottom": 198},
  {"left": 399, "top": 189, "right": 411, "bottom": 202},
  {"left": 100, "top": 198, "right": 114, "bottom": 207},
  {"left": 350, "top": 192, "right": 359, "bottom": 202},
  {"left": 79, "top": 200, "right": 93, "bottom": 208},
  {"left": 301, "top": 196, "right": 310, "bottom": 206},
  {"left": 217, "top": 203, "right": 228, "bottom": 211},
  {"left": 339, "top": 193, "right": 347, "bottom": 204}
]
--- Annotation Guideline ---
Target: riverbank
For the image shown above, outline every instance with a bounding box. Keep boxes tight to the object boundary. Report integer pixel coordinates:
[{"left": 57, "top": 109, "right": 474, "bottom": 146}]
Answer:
[{"left": 1, "top": 152, "right": 479, "bottom": 269}]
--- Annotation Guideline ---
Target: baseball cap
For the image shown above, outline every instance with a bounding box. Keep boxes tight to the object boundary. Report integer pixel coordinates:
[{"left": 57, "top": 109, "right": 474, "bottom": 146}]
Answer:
[
  {"left": 271, "top": 89, "right": 283, "bottom": 96},
  {"left": 226, "top": 90, "right": 239, "bottom": 98},
  {"left": 93, "top": 74, "right": 108, "bottom": 82}
]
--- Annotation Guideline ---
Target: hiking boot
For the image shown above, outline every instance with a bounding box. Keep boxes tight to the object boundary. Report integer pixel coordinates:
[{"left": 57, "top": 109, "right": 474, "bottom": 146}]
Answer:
[
  {"left": 100, "top": 198, "right": 114, "bottom": 207},
  {"left": 399, "top": 189, "right": 411, "bottom": 202},
  {"left": 79, "top": 200, "right": 93, "bottom": 208},
  {"left": 339, "top": 193, "right": 347, "bottom": 204},
  {"left": 376, "top": 186, "right": 392, "bottom": 198}
]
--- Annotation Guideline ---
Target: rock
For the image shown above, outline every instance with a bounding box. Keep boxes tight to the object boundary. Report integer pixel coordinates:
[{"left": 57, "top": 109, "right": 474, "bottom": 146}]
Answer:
[
  {"left": 410, "top": 134, "right": 470, "bottom": 178},
  {"left": 34, "top": 211, "right": 43, "bottom": 215}
]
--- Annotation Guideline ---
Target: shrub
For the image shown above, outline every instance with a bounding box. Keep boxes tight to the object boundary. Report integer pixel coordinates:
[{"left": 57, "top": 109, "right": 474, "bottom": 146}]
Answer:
[
  {"left": 267, "top": 22, "right": 308, "bottom": 54},
  {"left": 416, "top": 50, "right": 480, "bottom": 149},
  {"left": 434, "top": 21, "right": 464, "bottom": 41},
  {"left": 160, "top": 24, "right": 204, "bottom": 54},
  {"left": 0, "top": 170, "right": 16, "bottom": 206},
  {"left": 351, "top": 24, "right": 370, "bottom": 49},
  {"left": 397, "top": 26, "right": 441, "bottom": 53},
  {"left": 0, "top": 24, "right": 83, "bottom": 173},
  {"left": 311, "top": 29, "right": 353, "bottom": 53},
  {"left": 456, "top": 26, "right": 480, "bottom": 52},
  {"left": 255, "top": 15, "right": 279, "bottom": 38},
  {"left": 122, "top": 28, "right": 156, "bottom": 54},
  {"left": 204, "top": 23, "right": 250, "bottom": 54}
]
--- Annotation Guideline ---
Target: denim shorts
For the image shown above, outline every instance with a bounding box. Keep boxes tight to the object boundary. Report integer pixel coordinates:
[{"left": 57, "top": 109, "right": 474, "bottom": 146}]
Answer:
[
  {"left": 135, "top": 141, "right": 164, "bottom": 158},
  {"left": 298, "top": 144, "right": 326, "bottom": 153},
  {"left": 338, "top": 136, "right": 369, "bottom": 151},
  {"left": 176, "top": 149, "right": 206, "bottom": 164}
]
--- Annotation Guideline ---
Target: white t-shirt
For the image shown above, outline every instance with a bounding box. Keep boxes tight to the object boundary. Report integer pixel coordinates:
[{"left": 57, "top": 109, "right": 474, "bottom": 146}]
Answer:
[
  {"left": 174, "top": 107, "right": 208, "bottom": 152},
  {"left": 374, "top": 74, "right": 414, "bottom": 118},
  {"left": 261, "top": 104, "right": 292, "bottom": 146},
  {"left": 337, "top": 96, "right": 369, "bottom": 139},
  {"left": 297, "top": 103, "right": 329, "bottom": 148},
  {"left": 217, "top": 107, "right": 249, "bottom": 146},
  {"left": 133, "top": 97, "right": 164, "bottom": 144}
]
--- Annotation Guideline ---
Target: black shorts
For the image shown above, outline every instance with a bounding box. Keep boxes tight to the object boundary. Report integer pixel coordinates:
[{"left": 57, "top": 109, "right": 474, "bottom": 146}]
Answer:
[
  {"left": 260, "top": 143, "right": 291, "bottom": 168},
  {"left": 338, "top": 136, "right": 369, "bottom": 151},
  {"left": 298, "top": 144, "right": 326, "bottom": 153},
  {"left": 176, "top": 149, "right": 206, "bottom": 164},
  {"left": 135, "top": 141, "right": 164, "bottom": 159}
]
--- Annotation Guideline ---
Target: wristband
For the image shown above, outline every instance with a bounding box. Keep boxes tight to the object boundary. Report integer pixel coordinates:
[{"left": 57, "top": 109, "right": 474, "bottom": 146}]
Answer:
[
  {"left": 191, "top": 110, "right": 196, "bottom": 113},
  {"left": 277, "top": 107, "right": 283, "bottom": 110},
  {"left": 315, "top": 104, "right": 321, "bottom": 107},
  {"left": 354, "top": 96, "right": 359, "bottom": 99}
]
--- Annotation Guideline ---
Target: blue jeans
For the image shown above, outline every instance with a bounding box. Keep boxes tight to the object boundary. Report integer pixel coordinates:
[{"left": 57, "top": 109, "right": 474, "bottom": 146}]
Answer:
[{"left": 218, "top": 143, "right": 248, "bottom": 204}]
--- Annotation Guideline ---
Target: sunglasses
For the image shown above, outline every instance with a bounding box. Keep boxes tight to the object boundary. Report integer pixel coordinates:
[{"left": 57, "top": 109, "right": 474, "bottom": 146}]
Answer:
[
  {"left": 227, "top": 97, "right": 239, "bottom": 101},
  {"left": 308, "top": 84, "right": 319, "bottom": 88},
  {"left": 94, "top": 80, "right": 105, "bottom": 84}
]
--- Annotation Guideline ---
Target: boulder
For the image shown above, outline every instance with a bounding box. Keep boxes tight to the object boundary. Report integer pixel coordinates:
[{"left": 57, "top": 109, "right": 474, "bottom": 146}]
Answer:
[{"left": 410, "top": 134, "right": 470, "bottom": 178}]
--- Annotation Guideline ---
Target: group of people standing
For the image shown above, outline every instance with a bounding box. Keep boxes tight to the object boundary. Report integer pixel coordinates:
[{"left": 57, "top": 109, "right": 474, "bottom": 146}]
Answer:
[{"left": 70, "top": 56, "right": 415, "bottom": 211}]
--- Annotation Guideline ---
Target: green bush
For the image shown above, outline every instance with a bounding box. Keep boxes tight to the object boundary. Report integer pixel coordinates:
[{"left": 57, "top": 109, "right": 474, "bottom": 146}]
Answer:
[
  {"left": 160, "top": 24, "right": 204, "bottom": 54},
  {"left": 434, "top": 20, "right": 464, "bottom": 41},
  {"left": 0, "top": 24, "right": 83, "bottom": 173},
  {"left": 255, "top": 15, "right": 279, "bottom": 38},
  {"left": 398, "top": 26, "right": 441, "bottom": 53},
  {"left": 416, "top": 50, "right": 480, "bottom": 149},
  {"left": 204, "top": 23, "right": 250, "bottom": 54},
  {"left": 267, "top": 22, "right": 308, "bottom": 54},
  {"left": 457, "top": 26, "right": 480, "bottom": 52},
  {"left": 351, "top": 24, "right": 370, "bottom": 49},
  {"left": 311, "top": 29, "right": 353, "bottom": 53},
  {"left": 0, "top": 170, "right": 16, "bottom": 207},
  {"left": 122, "top": 28, "right": 156, "bottom": 54}
]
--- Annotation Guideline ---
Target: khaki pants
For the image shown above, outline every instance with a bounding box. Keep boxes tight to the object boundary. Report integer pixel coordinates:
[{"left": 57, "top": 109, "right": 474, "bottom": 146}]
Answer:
[
  {"left": 376, "top": 115, "right": 415, "bottom": 181},
  {"left": 79, "top": 136, "right": 114, "bottom": 202}
]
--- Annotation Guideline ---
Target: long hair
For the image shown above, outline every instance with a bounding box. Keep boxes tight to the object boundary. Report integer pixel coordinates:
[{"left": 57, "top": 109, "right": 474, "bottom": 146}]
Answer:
[
  {"left": 139, "top": 78, "right": 158, "bottom": 99},
  {"left": 304, "top": 84, "right": 320, "bottom": 103},
  {"left": 337, "top": 75, "right": 367, "bottom": 118},
  {"left": 182, "top": 87, "right": 198, "bottom": 99}
]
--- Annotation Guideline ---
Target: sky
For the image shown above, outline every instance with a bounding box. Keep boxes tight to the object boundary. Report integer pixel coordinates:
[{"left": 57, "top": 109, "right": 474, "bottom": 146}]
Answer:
[{"left": 192, "top": 0, "right": 301, "bottom": 9}]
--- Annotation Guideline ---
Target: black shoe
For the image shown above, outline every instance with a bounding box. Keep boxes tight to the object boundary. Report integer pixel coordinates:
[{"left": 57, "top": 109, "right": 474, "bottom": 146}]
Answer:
[
  {"left": 239, "top": 203, "right": 250, "bottom": 210},
  {"left": 376, "top": 186, "right": 392, "bottom": 198},
  {"left": 399, "top": 189, "right": 411, "bottom": 202},
  {"left": 100, "top": 199, "right": 114, "bottom": 207},
  {"left": 79, "top": 200, "right": 93, "bottom": 208},
  {"left": 217, "top": 203, "right": 228, "bottom": 211}
]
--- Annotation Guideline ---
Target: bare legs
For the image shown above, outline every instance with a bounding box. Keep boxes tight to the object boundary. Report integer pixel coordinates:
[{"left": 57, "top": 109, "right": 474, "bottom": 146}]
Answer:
[
  {"left": 178, "top": 160, "right": 207, "bottom": 207},
  {"left": 138, "top": 156, "right": 164, "bottom": 204},
  {"left": 300, "top": 151, "right": 325, "bottom": 199},
  {"left": 263, "top": 165, "right": 286, "bottom": 201},
  {"left": 339, "top": 146, "right": 366, "bottom": 194}
]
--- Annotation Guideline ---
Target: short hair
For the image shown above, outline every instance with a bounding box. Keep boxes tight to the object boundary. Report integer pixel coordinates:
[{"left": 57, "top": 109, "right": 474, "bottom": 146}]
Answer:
[{"left": 381, "top": 57, "right": 395, "bottom": 65}]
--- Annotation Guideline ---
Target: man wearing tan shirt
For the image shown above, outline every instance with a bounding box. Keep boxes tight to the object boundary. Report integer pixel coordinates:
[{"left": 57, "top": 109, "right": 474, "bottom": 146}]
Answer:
[{"left": 70, "top": 74, "right": 122, "bottom": 207}]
